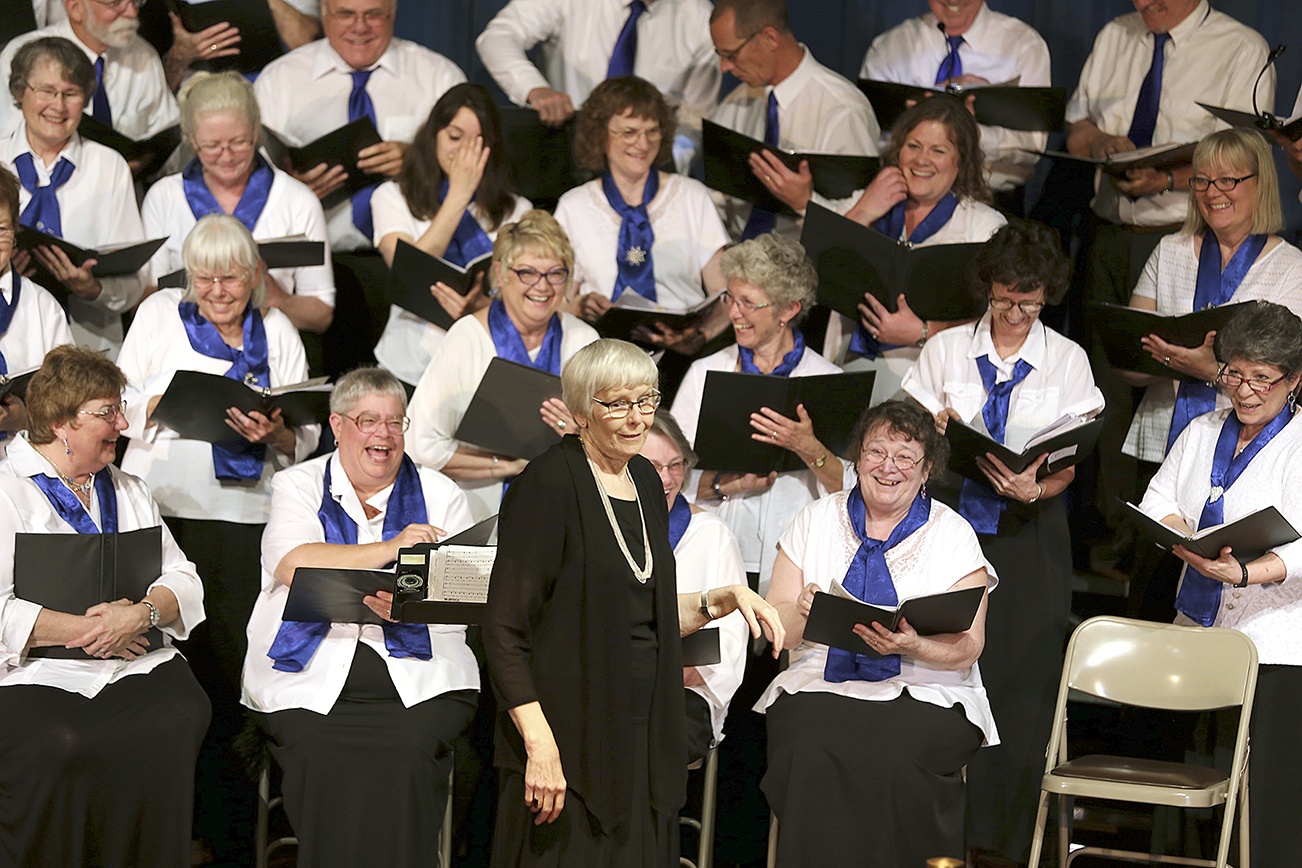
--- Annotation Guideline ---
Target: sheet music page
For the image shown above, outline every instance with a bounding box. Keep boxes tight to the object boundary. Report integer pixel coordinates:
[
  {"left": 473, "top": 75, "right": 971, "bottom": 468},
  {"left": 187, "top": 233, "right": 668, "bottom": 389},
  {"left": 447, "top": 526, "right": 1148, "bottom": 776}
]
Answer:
[{"left": 430, "top": 546, "right": 496, "bottom": 603}]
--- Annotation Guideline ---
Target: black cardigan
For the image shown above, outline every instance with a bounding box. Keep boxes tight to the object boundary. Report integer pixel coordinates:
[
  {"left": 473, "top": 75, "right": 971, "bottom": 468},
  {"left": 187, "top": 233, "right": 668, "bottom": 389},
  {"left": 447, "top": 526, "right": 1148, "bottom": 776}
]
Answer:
[{"left": 484, "top": 434, "right": 687, "bottom": 828}]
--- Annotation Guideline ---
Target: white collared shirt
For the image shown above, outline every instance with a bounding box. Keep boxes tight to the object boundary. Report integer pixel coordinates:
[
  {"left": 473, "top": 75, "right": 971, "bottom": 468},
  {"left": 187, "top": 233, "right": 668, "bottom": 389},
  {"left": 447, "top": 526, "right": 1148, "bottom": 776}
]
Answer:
[
  {"left": 1065, "top": 0, "right": 1272, "bottom": 227},
  {"left": 0, "top": 20, "right": 180, "bottom": 142},
  {"left": 0, "top": 434, "right": 205, "bottom": 696},
  {"left": 1141, "top": 409, "right": 1302, "bottom": 665},
  {"left": 30, "top": 0, "right": 67, "bottom": 27},
  {"left": 554, "top": 172, "right": 728, "bottom": 309},
  {"left": 370, "top": 183, "right": 531, "bottom": 385},
  {"left": 142, "top": 165, "right": 335, "bottom": 307},
  {"left": 860, "top": 2, "right": 1051, "bottom": 191},
  {"left": 902, "top": 310, "right": 1105, "bottom": 452},
  {"left": 241, "top": 451, "right": 479, "bottom": 715},
  {"left": 0, "top": 124, "right": 146, "bottom": 357},
  {"left": 709, "top": 46, "right": 881, "bottom": 240},
  {"left": 254, "top": 37, "right": 467, "bottom": 252},
  {"left": 406, "top": 311, "right": 600, "bottom": 521},
  {"left": 0, "top": 264, "right": 73, "bottom": 462},
  {"left": 117, "top": 288, "right": 319, "bottom": 524},
  {"left": 1123, "top": 234, "right": 1302, "bottom": 463}
]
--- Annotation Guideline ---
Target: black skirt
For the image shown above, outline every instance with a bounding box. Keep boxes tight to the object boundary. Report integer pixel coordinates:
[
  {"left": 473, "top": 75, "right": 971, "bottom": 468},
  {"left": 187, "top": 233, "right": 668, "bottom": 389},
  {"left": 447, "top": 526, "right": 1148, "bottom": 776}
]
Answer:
[
  {"left": 0, "top": 657, "right": 210, "bottom": 868},
  {"left": 763, "top": 690, "right": 981, "bottom": 868},
  {"left": 261, "top": 644, "right": 477, "bottom": 868}
]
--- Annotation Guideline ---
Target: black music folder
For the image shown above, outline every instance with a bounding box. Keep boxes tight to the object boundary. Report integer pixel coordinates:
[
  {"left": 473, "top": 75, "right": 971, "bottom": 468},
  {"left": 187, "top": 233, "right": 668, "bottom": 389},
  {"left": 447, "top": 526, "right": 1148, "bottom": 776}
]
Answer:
[
  {"left": 384, "top": 240, "right": 491, "bottom": 330},
  {"left": 152, "top": 371, "right": 331, "bottom": 446},
  {"left": 692, "top": 370, "right": 875, "bottom": 473},
  {"left": 1034, "top": 142, "right": 1197, "bottom": 178},
  {"left": 703, "top": 120, "right": 881, "bottom": 216},
  {"left": 156, "top": 236, "right": 328, "bottom": 289},
  {"left": 17, "top": 226, "right": 166, "bottom": 277},
  {"left": 682, "top": 628, "right": 722, "bottom": 667},
  {"left": 393, "top": 515, "right": 499, "bottom": 625},
  {"left": 14, "top": 526, "right": 166, "bottom": 660},
  {"left": 804, "top": 585, "right": 985, "bottom": 658},
  {"left": 1125, "top": 503, "right": 1299, "bottom": 563},
  {"left": 77, "top": 115, "right": 182, "bottom": 178},
  {"left": 454, "top": 357, "right": 562, "bottom": 460},
  {"left": 800, "top": 203, "right": 985, "bottom": 322},
  {"left": 594, "top": 291, "right": 723, "bottom": 342},
  {"left": 1090, "top": 301, "right": 1247, "bottom": 380},
  {"left": 273, "top": 118, "right": 384, "bottom": 205},
  {"left": 1, "top": 4, "right": 38, "bottom": 49},
  {"left": 944, "top": 414, "right": 1104, "bottom": 482},
  {"left": 858, "top": 79, "right": 1066, "bottom": 133},
  {"left": 167, "top": 0, "right": 283, "bottom": 75},
  {"left": 0, "top": 366, "right": 39, "bottom": 402},
  {"left": 1199, "top": 103, "right": 1302, "bottom": 143},
  {"left": 499, "top": 106, "right": 581, "bottom": 205},
  {"left": 281, "top": 568, "right": 391, "bottom": 625}
]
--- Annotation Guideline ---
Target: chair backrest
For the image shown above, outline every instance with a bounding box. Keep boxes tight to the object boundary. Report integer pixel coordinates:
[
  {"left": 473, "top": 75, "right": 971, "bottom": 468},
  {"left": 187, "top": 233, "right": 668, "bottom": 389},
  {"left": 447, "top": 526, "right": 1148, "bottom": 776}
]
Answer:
[{"left": 1063, "top": 616, "right": 1258, "bottom": 712}]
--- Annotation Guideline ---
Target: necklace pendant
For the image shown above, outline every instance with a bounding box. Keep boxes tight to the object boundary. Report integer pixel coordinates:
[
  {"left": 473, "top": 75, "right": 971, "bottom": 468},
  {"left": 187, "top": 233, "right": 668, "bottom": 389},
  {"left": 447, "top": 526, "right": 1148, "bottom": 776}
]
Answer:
[
  {"left": 244, "top": 371, "right": 259, "bottom": 385},
  {"left": 625, "top": 246, "right": 647, "bottom": 267},
  {"left": 1209, "top": 485, "right": 1224, "bottom": 503}
]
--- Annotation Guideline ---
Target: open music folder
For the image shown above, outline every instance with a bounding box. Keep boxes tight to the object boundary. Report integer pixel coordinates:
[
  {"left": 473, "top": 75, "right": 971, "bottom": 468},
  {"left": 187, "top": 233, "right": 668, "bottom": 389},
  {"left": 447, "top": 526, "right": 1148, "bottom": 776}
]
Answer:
[
  {"left": 804, "top": 584, "right": 985, "bottom": 658},
  {"left": 1124, "top": 503, "right": 1299, "bottom": 563},
  {"left": 944, "top": 414, "right": 1105, "bottom": 482},
  {"left": 453, "top": 358, "right": 563, "bottom": 460},
  {"left": 1090, "top": 301, "right": 1248, "bottom": 380},
  {"left": 151, "top": 372, "right": 331, "bottom": 446},
  {"left": 384, "top": 240, "right": 491, "bottom": 331},
  {"left": 858, "top": 79, "right": 1066, "bottom": 133}
]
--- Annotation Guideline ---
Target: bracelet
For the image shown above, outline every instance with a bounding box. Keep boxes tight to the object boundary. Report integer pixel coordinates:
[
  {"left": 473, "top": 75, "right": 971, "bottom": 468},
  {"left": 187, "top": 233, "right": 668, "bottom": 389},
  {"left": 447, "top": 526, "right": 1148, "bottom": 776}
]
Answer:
[
  {"left": 700, "top": 589, "right": 716, "bottom": 620},
  {"left": 1027, "top": 483, "right": 1043, "bottom": 504},
  {"left": 915, "top": 320, "right": 930, "bottom": 348},
  {"left": 712, "top": 473, "right": 728, "bottom": 501},
  {"left": 1164, "top": 170, "right": 1175, "bottom": 194},
  {"left": 1236, "top": 562, "right": 1250, "bottom": 588},
  {"left": 140, "top": 599, "right": 160, "bottom": 628},
  {"left": 810, "top": 452, "right": 828, "bottom": 469}
]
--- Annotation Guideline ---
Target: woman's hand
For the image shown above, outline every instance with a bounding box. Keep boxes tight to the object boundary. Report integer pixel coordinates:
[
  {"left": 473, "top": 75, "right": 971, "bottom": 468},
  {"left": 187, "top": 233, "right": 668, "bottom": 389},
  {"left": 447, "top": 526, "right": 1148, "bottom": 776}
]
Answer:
[
  {"left": 853, "top": 615, "right": 921, "bottom": 657},
  {"left": 683, "top": 666, "right": 706, "bottom": 687},
  {"left": 68, "top": 599, "right": 151, "bottom": 659},
  {"left": 795, "top": 582, "right": 819, "bottom": 619},
  {"left": 578, "top": 292, "right": 612, "bottom": 323},
  {"left": 524, "top": 739, "right": 567, "bottom": 825},
  {"left": 167, "top": 14, "right": 241, "bottom": 68},
  {"left": 431, "top": 275, "right": 486, "bottom": 321},
  {"left": 363, "top": 589, "right": 399, "bottom": 622},
  {"left": 1141, "top": 331, "right": 1217, "bottom": 382},
  {"left": 390, "top": 522, "right": 446, "bottom": 553},
  {"left": 356, "top": 141, "right": 408, "bottom": 179},
  {"left": 934, "top": 408, "right": 961, "bottom": 436},
  {"left": 11, "top": 249, "right": 33, "bottom": 279},
  {"left": 711, "top": 584, "right": 786, "bottom": 654},
  {"left": 1113, "top": 166, "right": 1168, "bottom": 198},
  {"left": 633, "top": 321, "right": 707, "bottom": 356},
  {"left": 975, "top": 452, "right": 1048, "bottom": 503},
  {"left": 845, "top": 166, "right": 908, "bottom": 226},
  {"left": 858, "top": 293, "right": 925, "bottom": 347},
  {"left": 289, "top": 162, "right": 349, "bottom": 200},
  {"left": 749, "top": 403, "right": 824, "bottom": 463},
  {"left": 226, "top": 406, "right": 295, "bottom": 456},
  {"left": 711, "top": 471, "right": 778, "bottom": 499},
  {"left": 33, "top": 245, "right": 101, "bottom": 300},
  {"left": 444, "top": 134, "right": 489, "bottom": 204},
  {"left": 1171, "top": 544, "right": 1243, "bottom": 585},
  {"left": 539, "top": 397, "right": 575, "bottom": 438},
  {"left": 749, "top": 149, "right": 814, "bottom": 213}
]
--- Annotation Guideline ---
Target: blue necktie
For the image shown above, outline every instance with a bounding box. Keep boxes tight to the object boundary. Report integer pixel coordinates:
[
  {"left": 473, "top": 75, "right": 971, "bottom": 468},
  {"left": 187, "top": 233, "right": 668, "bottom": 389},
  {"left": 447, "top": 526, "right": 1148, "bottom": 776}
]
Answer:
[
  {"left": 740, "top": 90, "right": 780, "bottom": 240},
  {"left": 606, "top": 0, "right": 647, "bottom": 79},
  {"left": 348, "top": 69, "right": 379, "bottom": 239},
  {"left": 1127, "top": 33, "right": 1169, "bottom": 149},
  {"left": 935, "top": 35, "right": 964, "bottom": 85},
  {"left": 14, "top": 153, "right": 75, "bottom": 237},
  {"left": 958, "top": 355, "right": 1035, "bottom": 534},
  {"left": 90, "top": 56, "right": 112, "bottom": 127}
]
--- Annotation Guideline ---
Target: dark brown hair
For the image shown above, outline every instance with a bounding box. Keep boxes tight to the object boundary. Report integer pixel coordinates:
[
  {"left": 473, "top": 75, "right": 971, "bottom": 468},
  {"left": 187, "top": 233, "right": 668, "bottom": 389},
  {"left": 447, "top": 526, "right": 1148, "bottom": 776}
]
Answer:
[
  {"left": 968, "top": 220, "right": 1071, "bottom": 305},
  {"left": 573, "top": 76, "right": 676, "bottom": 174},
  {"left": 848, "top": 399, "right": 948, "bottom": 476},
  {"left": 0, "top": 166, "right": 19, "bottom": 227},
  {"left": 883, "top": 97, "right": 990, "bottom": 205}
]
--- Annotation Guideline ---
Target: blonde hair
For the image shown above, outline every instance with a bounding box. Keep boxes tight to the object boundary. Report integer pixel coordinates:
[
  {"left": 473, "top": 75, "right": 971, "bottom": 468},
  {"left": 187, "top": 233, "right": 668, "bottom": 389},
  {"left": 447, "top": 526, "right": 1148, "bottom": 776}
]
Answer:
[
  {"left": 181, "top": 214, "right": 267, "bottom": 308},
  {"left": 561, "top": 339, "right": 659, "bottom": 422},
  {"left": 492, "top": 210, "right": 575, "bottom": 296},
  {"left": 1181, "top": 128, "right": 1283, "bottom": 237},
  {"left": 178, "top": 71, "right": 260, "bottom": 142}
]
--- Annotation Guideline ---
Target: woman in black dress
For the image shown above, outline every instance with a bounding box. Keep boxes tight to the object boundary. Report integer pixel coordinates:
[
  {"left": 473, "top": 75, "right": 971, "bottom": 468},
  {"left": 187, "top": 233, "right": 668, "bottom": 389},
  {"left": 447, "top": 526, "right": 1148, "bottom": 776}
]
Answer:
[{"left": 484, "top": 338, "right": 782, "bottom": 867}]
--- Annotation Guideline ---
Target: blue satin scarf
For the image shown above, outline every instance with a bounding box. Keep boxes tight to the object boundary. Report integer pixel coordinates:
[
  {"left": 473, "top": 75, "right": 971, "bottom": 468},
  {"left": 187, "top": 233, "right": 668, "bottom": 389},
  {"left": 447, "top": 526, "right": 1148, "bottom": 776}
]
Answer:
[
  {"left": 268, "top": 455, "right": 434, "bottom": 672},
  {"left": 438, "top": 180, "right": 493, "bottom": 267},
  {"left": 1165, "top": 232, "right": 1268, "bottom": 454},
  {"left": 738, "top": 328, "right": 804, "bottom": 377},
  {"left": 0, "top": 271, "right": 20, "bottom": 376},
  {"left": 182, "top": 154, "right": 275, "bottom": 231},
  {"left": 668, "top": 493, "right": 691, "bottom": 550},
  {"left": 958, "top": 355, "right": 1035, "bottom": 535},
  {"left": 487, "top": 297, "right": 563, "bottom": 374},
  {"left": 850, "top": 192, "right": 960, "bottom": 358},
  {"left": 1174, "top": 406, "right": 1293, "bottom": 626},
  {"left": 178, "top": 301, "right": 270, "bottom": 480},
  {"left": 824, "top": 485, "right": 931, "bottom": 682},
  {"left": 14, "top": 152, "right": 75, "bottom": 237},
  {"left": 602, "top": 169, "right": 659, "bottom": 303},
  {"left": 30, "top": 469, "right": 118, "bottom": 534}
]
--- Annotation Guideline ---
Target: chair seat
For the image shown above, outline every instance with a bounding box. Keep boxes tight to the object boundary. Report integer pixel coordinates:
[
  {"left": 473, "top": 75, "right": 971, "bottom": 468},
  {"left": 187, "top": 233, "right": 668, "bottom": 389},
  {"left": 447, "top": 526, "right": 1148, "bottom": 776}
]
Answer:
[{"left": 1044, "top": 755, "right": 1231, "bottom": 809}]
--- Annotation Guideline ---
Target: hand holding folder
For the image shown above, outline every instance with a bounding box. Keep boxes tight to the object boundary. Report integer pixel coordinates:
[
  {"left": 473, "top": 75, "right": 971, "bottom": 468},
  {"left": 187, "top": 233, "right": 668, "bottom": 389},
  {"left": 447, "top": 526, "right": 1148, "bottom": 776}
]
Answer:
[
  {"left": 804, "top": 584, "right": 985, "bottom": 658},
  {"left": 1091, "top": 302, "right": 1247, "bottom": 380},
  {"left": 384, "top": 241, "right": 491, "bottom": 331},
  {"left": 1125, "top": 503, "right": 1300, "bottom": 563},
  {"left": 944, "top": 414, "right": 1104, "bottom": 483},
  {"left": 453, "top": 358, "right": 563, "bottom": 461},
  {"left": 151, "top": 371, "right": 331, "bottom": 446}
]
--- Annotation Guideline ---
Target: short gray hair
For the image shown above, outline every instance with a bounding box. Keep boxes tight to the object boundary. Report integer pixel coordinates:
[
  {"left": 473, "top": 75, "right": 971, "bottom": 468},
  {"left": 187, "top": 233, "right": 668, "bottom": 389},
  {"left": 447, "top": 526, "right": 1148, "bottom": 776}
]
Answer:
[
  {"left": 1215, "top": 300, "right": 1302, "bottom": 377},
  {"left": 330, "top": 366, "right": 408, "bottom": 415},
  {"left": 649, "top": 412, "right": 697, "bottom": 477},
  {"left": 720, "top": 233, "right": 817, "bottom": 324},
  {"left": 8, "top": 37, "right": 94, "bottom": 109},
  {"left": 178, "top": 71, "right": 260, "bottom": 142},
  {"left": 181, "top": 214, "right": 267, "bottom": 308},
  {"left": 561, "top": 339, "right": 659, "bottom": 421}
]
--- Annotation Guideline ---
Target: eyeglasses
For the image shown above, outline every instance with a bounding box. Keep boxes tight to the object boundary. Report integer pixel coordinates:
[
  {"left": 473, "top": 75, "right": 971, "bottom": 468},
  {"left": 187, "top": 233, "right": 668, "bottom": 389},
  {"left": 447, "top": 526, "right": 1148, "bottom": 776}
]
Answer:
[
  {"left": 344, "top": 413, "right": 410, "bottom": 434},
  {"left": 714, "top": 29, "right": 760, "bottom": 63},
  {"left": 78, "top": 400, "right": 128, "bottom": 422},
  {"left": 1189, "top": 174, "right": 1256, "bottom": 192},
  {"left": 193, "top": 136, "right": 254, "bottom": 159},
  {"left": 89, "top": 0, "right": 146, "bottom": 12},
  {"left": 327, "top": 7, "right": 391, "bottom": 27},
  {"left": 647, "top": 457, "right": 685, "bottom": 476},
  {"left": 0, "top": 224, "right": 13, "bottom": 243},
  {"left": 25, "top": 83, "right": 86, "bottom": 106},
  {"left": 1217, "top": 365, "right": 1289, "bottom": 395},
  {"left": 607, "top": 124, "right": 662, "bottom": 145},
  {"left": 987, "top": 296, "right": 1045, "bottom": 315},
  {"left": 720, "top": 289, "right": 772, "bottom": 313},
  {"left": 861, "top": 446, "right": 919, "bottom": 472},
  {"left": 192, "top": 272, "right": 250, "bottom": 291},
  {"left": 508, "top": 266, "right": 569, "bottom": 287},
  {"left": 591, "top": 391, "right": 662, "bottom": 419}
]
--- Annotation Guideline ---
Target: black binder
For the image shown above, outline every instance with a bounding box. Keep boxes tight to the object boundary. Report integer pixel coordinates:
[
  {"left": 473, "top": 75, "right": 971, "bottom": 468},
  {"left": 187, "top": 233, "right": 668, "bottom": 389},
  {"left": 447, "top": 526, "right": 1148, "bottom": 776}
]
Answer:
[
  {"left": 498, "top": 106, "right": 581, "bottom": 206},
  {"left": 453, "top": 357, "right": 562, "bottom": 460},
  {"left": 1090, "top": 301, "right": 1247, "bottom": 380},
  {"left": 0, "top": 4, "right": 38, "bottom": 49},
  {"left": 14, "top": 526, "right": 166, "bottom": 660},
  {"left": 1199, "top": 103, "right": 1302, "bottom": 143},
  {"left": 156, "top": 237, "right": 328, "bottom": 289},
  {"left": 281, "top": 568, "right": 391, "bottom": 625},
  {"left": 152, "top": 371, "right": 331, "bottom": 446},
  {"left": 16, "top": 227, "right": 167, "bottom": 304},
  {"left": 593, "top": 292, "right": 723, "bottom": 343},
  {"left": 682, "top": 628, "right": 722, "bottom": 666},
  {"left": 167, "top": 0, "right": 284, "bottom": 75},
  {"left": 858, "top": 79, "right": 1067, "bottom": 133},
  {"left": 800, "top": 203, "right": 986, "bottom": 322},
  {"left": 944, "top": 415, "right": 1105, "bottom": 482},
  {"left": 1125, "top": 502, "right": 1299, "bottom": 563},
  {"left": 1035, "top": 142, "right": 1197, "bottom": 178},
  {"left": 274, "top": 118, "right": 384, "bottom": 207},
  {"left": 804, "top": 585, "right": 985, "bottom": 658},
  {"left": 384, "top": 240, "right": 491, "bottom": 330},
  {"left": 692, "top": 370, "right": 875, "bottom": 473},
  {"left": 77, "top": 115, "right": 182, "bottom": 179},
  {"left": 393, "top": 515, "right": 499, "bottom": 625},
  {"left": 0, "top": 366, "right": 39, "bottom": 402}
]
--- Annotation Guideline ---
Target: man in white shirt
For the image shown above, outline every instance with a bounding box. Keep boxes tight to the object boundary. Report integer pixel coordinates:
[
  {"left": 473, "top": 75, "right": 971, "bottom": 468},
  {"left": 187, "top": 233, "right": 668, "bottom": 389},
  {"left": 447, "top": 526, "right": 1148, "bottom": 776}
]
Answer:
[
  {"left": 475, "top": 0, "right": 719, "bottom": 170},
  {"left": 0, "top": 0, "right": 180, "bottom": 147},
  {"left": 708, "top": 0, "right": 880, "bottom": 240},
  {"left": 860, "top": 0, "right": 1050, "bottom": 211}
]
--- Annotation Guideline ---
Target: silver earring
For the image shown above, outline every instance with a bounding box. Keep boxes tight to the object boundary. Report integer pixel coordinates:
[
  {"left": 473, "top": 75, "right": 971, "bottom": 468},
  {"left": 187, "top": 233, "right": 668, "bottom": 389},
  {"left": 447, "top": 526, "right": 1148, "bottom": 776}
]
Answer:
[
  {"left": 921, "top": 480, "right": 928, "bottom": 499},
  {"left": 62, "top": 437, "right": 71, "bottom": 456}
]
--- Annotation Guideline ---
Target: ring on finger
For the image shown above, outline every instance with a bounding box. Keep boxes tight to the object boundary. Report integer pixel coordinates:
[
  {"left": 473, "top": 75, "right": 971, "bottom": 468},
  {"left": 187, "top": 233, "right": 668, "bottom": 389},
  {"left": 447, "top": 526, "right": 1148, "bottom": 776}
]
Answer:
[
  {"left": 557, "top": 420, "right": 566, "bottom": 429},
  {"left": 211, "top": 44, "right": 219, "bottom": 52},
  {"left": 1164, "top": 356, "right": 1171, "bottom": 365}
]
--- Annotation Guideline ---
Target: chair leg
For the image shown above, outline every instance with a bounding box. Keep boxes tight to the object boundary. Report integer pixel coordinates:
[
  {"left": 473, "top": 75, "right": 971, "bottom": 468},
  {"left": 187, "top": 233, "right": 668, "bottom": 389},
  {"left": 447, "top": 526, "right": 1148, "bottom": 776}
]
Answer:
[
  {"left": 1237, "top": 765, "right": 1250, "bottom": 868},
  {"left": 1058, "top": 794, "right": 1074, "bottom": 868},
  {"left": 440, "top": 760, "right": 454, "bottom": 868},
  {"left": 698, "top": 746, "right": 719, "bottom": 868},
  {"left": 766, "top": 812, "right": 779, "bottom": 868},
  {"left": 1026, "top": 788, "right": 1051, "bottom": 867}
]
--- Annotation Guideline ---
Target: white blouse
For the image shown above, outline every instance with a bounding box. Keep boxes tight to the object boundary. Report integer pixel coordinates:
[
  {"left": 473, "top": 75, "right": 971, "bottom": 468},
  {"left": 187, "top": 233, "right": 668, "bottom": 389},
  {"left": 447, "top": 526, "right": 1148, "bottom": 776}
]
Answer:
[
  {"left": 0, "top": 265, "right": 73, "bottom": 462},
  {"left": 242, "top": 452, "right": 479, "bottom": 715},
  {"left": 118, "top": 288, "right": 318, "bottom": 524},
  {"left": 0, "top": 434, "right": 205, "bottom": 697},
  {"left": 1140, "top": 409, "right": 1302, "bottom": 666},
  {"left": 756, "top": 489, "right": 999, "bottom": 746}
]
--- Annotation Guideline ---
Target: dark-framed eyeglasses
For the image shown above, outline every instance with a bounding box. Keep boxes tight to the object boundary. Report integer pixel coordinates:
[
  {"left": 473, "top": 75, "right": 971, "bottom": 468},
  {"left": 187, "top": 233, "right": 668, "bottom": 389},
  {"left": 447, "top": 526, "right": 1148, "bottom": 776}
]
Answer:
[
  {"left": 987, "top": 296, "right": 1045, "bottom": 315},
  {"left": 508, "top": 266, "right": 569, "bottom": 287},
  {"left": 591, "top": 392, "right": 662, "bottom": 419},
  {"left": 714, "top": 29, "right": 760, "bottom": 63},
  {"left": 1189, "top": 174, "right": 1256, "bottom": 193}
]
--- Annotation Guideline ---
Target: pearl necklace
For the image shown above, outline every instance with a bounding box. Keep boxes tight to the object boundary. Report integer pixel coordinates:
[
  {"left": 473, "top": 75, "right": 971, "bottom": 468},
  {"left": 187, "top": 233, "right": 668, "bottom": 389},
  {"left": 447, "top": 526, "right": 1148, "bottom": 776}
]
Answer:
[{"left": 585, "top": 455, "right": 654, "bottom": 584}]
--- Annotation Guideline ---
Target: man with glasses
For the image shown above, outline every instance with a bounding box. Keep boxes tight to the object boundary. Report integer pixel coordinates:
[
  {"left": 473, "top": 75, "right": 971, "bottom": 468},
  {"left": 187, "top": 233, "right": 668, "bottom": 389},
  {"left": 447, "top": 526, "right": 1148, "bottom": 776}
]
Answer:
[
  {"left": 475, "top": 0, "right": 719, "bottom": 172},
  {"left": 0, "top": 0, "right": 179, "bottom": 151},
  {"left": 707, "top": 0, "right": 879, "bottom": 241}
]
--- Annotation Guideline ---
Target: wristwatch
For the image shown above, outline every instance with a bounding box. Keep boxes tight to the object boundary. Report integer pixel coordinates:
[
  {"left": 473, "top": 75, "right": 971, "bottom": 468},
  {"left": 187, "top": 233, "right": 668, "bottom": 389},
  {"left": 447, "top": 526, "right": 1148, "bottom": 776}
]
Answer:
[
  {"left": 915, "top": 321, "right": 930, "bottom": 348},
  {"left": 699, "top": 590, "right": 716, "bottom": 620},
  {"left": 141, "top": 600, "right": 160, "bottom": 628},
  {"left": 811, "top": 452, "right": 828, "bottom": 469}
]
